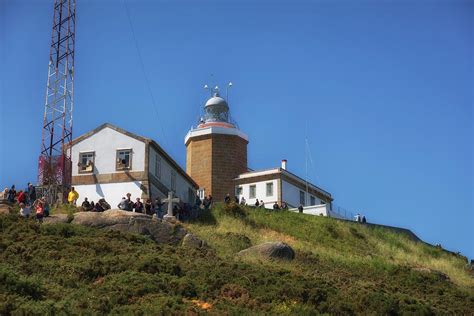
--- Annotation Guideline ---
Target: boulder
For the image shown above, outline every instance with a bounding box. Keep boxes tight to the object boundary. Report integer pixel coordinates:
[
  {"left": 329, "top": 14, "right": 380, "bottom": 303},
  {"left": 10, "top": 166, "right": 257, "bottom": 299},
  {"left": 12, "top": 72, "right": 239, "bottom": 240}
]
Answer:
[
  {"left": 0, "top": 200, "right": 13, "bottom": 215},
  {"left": 182, "top": 233, "right": 207, "bottom": 249},
  {"left": 238, "top": 241, "right": 295, "bottom": 261},
  {"left": 43, "top": 214, "right": 70, "bottom": 224},
  {"left": 71, "top": 209, "right": 187, "bottom": 245}
]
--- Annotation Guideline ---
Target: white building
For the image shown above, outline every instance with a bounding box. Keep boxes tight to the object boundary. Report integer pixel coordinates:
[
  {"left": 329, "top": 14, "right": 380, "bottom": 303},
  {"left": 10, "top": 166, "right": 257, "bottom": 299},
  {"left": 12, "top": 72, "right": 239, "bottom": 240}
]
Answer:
[
  {"left": 70, "top": 123, "right": 198, "bottom": 206},
  {"left": 234, "top": 160, "right": 333, "bottom": 210}
]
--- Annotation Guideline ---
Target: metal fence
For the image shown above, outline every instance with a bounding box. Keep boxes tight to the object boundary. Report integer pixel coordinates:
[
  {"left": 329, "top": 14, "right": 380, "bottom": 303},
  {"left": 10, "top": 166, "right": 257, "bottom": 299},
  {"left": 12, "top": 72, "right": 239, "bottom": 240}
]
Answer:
[{"left": 330, "top": 203, "right": 356, "bottom": 221}]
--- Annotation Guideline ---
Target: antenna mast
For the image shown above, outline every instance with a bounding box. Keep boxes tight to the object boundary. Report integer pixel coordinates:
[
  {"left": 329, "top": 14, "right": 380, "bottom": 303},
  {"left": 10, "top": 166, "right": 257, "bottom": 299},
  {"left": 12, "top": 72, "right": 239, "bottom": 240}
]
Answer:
[{"left": 38, "top": 0, "right": 76, "bottom": 203}]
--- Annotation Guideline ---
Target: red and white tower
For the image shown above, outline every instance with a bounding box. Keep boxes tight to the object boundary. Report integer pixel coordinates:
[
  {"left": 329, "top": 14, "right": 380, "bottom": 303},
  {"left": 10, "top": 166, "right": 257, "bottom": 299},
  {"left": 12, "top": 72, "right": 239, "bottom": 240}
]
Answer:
[{"left": 38, "top": 0, "right": 76, "bottom": 202}]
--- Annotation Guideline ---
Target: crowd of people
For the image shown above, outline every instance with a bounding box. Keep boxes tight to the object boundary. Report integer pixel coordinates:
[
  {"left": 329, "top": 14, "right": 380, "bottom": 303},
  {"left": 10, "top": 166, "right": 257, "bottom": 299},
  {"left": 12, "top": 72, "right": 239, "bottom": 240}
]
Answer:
[
  {"left": 223, "top": 193, "right": 291, "bottom": 211},
  {"left": 3, "top": 183, "right": 48, "bottom": 223},
  {"left": 76, "top": 191, "right": 214, "bottom": 222},
  {"left": 354, "top": 213, "right": 367, "bottom": 223}
]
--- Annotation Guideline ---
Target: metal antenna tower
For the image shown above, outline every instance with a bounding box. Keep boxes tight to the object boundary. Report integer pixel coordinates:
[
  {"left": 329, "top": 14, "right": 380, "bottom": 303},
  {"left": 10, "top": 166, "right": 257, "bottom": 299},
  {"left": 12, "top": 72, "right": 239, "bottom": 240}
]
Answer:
[{"left": 38, "top": 0, "right": 76, "bottom": 203}]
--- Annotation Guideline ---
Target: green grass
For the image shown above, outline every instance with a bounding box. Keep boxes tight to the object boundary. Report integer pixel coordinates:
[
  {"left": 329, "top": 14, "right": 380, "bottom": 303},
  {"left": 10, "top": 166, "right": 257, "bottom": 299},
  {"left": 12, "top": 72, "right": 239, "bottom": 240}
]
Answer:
[{"left": 1, "top": 203, "right": 473, "bottom": 315}]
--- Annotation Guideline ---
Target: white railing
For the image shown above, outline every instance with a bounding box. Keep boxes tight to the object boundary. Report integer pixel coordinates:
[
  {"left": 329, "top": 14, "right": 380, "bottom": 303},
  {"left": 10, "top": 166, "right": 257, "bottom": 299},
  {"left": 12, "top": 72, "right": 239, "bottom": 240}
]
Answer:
[{"left": 289, "top": 203, "right": 354, "bottom": 220}]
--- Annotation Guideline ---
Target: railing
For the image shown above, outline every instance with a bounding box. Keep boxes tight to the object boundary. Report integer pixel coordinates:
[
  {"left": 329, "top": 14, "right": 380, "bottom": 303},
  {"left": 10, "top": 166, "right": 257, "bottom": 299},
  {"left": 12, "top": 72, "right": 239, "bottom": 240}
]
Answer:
[{"left": 330, "top": 204, "right": 356, "bottom": 221}]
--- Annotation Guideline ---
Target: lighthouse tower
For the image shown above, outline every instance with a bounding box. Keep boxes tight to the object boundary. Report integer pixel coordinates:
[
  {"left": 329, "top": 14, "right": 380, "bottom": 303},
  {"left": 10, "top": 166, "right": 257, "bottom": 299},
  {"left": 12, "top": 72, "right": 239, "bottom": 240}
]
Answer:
[{"left": 185, "top": 87, "right": 248, "bottom": 200}]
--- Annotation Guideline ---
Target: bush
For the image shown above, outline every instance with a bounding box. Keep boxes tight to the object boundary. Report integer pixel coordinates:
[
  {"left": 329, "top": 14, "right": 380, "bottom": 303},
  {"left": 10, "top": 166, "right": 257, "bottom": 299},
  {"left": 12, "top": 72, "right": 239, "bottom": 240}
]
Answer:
[{"left": 222, "top": 202, "right": 247, "bottom": 217}]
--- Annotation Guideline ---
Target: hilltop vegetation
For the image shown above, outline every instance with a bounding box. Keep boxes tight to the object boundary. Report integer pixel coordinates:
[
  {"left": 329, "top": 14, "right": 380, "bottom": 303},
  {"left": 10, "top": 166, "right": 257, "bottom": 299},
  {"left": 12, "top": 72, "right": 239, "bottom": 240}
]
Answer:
[{"left": 1, "top": 204, "right": 473, "bottom": 314}]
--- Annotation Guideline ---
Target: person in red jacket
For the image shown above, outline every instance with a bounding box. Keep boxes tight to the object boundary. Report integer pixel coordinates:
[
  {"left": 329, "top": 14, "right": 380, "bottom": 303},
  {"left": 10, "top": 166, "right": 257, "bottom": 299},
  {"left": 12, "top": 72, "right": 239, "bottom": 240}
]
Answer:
[{"left": 17, "top": 190, "right": 26, "bottom": 205}]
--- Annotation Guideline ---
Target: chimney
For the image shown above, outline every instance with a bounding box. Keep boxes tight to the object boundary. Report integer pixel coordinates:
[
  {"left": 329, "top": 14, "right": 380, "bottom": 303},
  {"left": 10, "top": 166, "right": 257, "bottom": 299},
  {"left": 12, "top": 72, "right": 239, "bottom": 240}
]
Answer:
[{"left": 281, "top": 159, "right": 287, "bottom": 170}]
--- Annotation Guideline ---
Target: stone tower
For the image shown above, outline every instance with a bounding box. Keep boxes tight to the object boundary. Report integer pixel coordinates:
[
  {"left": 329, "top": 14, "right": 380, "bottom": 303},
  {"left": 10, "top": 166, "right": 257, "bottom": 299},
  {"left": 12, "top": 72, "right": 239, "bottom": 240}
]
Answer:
[{"left": 185, "top": 89, "right": 248, "bottom": 200}]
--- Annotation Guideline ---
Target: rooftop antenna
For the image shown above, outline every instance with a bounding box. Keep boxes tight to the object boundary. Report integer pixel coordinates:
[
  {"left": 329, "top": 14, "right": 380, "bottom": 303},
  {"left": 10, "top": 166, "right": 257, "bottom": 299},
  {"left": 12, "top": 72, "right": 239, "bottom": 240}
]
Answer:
[
  {"left": 226, "top": 81, "right": 233, "bottom": 103},
  {"left": 203, "top": 84, "right": 211, "bottom": 97}
]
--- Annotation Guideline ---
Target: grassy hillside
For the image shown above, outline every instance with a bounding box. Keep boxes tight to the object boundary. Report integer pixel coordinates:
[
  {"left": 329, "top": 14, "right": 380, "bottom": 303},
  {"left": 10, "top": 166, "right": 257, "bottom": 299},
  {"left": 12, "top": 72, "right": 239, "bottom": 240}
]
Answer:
[{"left": 1, "top": 204, "right": 473, "bottom": 315}]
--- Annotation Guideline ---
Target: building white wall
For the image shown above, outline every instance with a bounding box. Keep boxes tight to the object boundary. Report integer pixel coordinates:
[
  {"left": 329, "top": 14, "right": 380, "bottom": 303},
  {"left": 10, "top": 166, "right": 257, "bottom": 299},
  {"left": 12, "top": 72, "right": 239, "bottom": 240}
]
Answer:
[
  {"left": 289, "top": 204, "right": 329, "bottom": 216},
  {"left": 148, "top": 147, "right": 195, "bottom": 204},
  {"left": 281, "top": 180, "right": 323, "bottom": 208},
  {"left": 71, "top": 127, "right": 146, "bottom": 176},
  {"left": 235, "top": 179, "right": 279, "bottom": 208},
  {"left": 74, "top": 181, "right": 144, "bottom": 207}
]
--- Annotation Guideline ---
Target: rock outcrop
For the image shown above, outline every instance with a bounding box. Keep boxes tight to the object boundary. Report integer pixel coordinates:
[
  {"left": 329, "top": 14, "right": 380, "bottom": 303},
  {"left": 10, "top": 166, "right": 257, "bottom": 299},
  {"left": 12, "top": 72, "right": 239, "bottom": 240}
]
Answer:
[
  {"left": 182, "top": 233, "right": 207, "bottom": 249},
  {"left": 0, "top": 200, "right": 13, "bottom": 215},
  {"left": 72, "top": 209, "right": 187, "bottom": 245},
  {"left": 238, "top": 241, "right": 295, "bottom": 261},
  {"left": 43, "top": 214, "right": 71, "bottom": 224}
]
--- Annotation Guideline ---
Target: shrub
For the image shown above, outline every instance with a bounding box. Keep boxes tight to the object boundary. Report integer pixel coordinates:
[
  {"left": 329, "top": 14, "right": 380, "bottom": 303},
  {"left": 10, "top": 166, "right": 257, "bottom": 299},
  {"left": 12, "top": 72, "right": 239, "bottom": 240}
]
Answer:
[{"left": 222, "top": 202, "right": 247, "bottom": 218}]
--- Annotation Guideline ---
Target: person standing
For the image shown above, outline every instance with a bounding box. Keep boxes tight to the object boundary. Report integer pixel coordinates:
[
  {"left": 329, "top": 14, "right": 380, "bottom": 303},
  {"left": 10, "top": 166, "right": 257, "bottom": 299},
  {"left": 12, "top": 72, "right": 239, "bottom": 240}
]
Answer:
[
  {"left": 118, "top": 197, "right": 127, "bottom": 210},
  {"left": 17, "top": 190, "right": 26, "bottom": 205},
  {"left": 255, "top": 199, "right": 260, "bottom": 207},
  {"left": 27, "top": 183, "right": 37, "bottom": 204},
  {"left": 144, "top": 198, "right": 153, "bottom": 215},
  {"left": 240, "top": 196, "right": 246, "bottom": 205},
  {"left": 7, "top": 185, "right": 16, "bottom": 203},
  {"left": 125, "top": 193, "right": 133, "bottom": 211},
  {"left": 202, "top": 196, "right": 210, "bottom": 211},
  {"left": 154, "top": 197, "right": 163, "bottom": 218},
  {"left": 298, "top": 204, "right": 303, "bottom": 213},
  {"left": 68, "top": 187, "right": 79, "bottom": 205},
  {"left": 354, "top": 213, "right": 361, "bottom": 222},
  {"left": 224, "top": 194, "right": 231, "bottom": 204}
]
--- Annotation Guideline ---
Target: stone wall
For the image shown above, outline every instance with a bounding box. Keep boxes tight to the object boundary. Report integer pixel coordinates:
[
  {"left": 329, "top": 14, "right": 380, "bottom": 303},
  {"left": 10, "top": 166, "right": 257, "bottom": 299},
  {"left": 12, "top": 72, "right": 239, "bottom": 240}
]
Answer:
[{"left": 186, "top": 133, "right": 248, "bottom": 201}]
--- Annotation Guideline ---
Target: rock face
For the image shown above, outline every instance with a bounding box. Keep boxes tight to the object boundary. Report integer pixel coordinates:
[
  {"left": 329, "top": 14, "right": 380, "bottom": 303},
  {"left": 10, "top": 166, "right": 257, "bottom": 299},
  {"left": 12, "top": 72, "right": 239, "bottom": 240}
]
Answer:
[
  {"left": 182, "top": 233, "right": 207, "bottom": 249},
  {"left": 238, "top": 241, "right": 295, "bottom": 261},
  {"left": 43, "top": 214, "right": 71, "bottom": 224},
  {"left": 72, "top": 209, "right": 187, "bottom": 245}
]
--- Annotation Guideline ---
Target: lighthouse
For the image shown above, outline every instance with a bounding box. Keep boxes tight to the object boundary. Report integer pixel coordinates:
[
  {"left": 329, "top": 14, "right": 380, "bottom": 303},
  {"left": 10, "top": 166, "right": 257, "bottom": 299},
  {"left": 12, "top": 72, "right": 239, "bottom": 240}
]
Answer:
[{"left": 184, "top": 86, "right": 248, "bottom": 200}]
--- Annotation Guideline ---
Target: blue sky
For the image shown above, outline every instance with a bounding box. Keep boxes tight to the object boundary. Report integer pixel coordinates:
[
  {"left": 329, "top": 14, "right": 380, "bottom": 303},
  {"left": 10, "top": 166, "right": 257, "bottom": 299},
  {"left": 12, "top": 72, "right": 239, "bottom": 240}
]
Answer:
[{"left": 1, "top": 0, "right": 472, "bottom": 258}]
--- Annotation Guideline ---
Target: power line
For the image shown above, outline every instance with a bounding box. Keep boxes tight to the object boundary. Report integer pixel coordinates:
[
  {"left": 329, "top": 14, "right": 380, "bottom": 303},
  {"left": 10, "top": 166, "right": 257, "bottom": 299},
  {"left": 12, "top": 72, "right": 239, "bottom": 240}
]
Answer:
[{"left": 122, "top": 0, "right": 169, "bottom": 147}]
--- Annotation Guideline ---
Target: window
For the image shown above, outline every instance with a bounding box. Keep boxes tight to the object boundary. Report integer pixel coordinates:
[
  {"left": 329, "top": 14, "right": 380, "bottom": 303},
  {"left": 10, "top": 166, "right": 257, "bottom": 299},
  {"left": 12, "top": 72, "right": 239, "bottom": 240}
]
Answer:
[
  {"left": 299, "top": 191, "right": 305, "bottom": 206},
  {"left": 155, "top": 154, "right": 161, "bottom": 179},
  {"left": 171, "top": 171, "right": 176, "bottom": 192},
  {"left": 236, "top": 186, "right": 243, "bottom": 196},
  {"left": 266, "top": 182, "right": 273, "bottom": 197},
  {"left": 197, "top": 189, "right": 205, "bottom": 199},
  {"left": 249, "top": 185, "right": 256, "bottom": 199},
  {"left": 310, "top": 196, "right": 316, "bottom": 206},
  {"left": 78, "top": 152, "right": 94, "bottom": 173},
  {"left": 116, "top": 149, "right": 132, "bottom": 170}
]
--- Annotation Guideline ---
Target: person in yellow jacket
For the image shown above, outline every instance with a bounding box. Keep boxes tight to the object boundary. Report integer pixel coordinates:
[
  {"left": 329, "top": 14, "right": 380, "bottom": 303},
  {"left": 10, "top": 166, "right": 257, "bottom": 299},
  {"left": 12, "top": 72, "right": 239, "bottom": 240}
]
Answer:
[{"left": 68, "top": 187, "right": 79, "bottom": 205}]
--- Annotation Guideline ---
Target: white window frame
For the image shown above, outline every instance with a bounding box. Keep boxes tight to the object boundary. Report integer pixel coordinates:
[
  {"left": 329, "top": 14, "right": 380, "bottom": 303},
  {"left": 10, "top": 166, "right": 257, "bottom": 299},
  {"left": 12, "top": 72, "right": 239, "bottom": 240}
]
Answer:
[
  {"left": 116, "top": 149, "right": 132, "bottom": 170},
  {"left": 197, "top": 189, "right": 205, "bottom": 199},
  {"left": 78, "top": 152, "right": 95, "bottom": 174}
]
